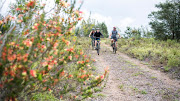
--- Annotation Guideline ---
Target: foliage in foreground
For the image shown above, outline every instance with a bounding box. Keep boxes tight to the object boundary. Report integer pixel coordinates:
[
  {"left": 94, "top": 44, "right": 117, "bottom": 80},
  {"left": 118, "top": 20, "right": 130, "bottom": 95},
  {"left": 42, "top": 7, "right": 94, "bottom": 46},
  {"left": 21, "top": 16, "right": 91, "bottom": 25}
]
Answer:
[
  {"left": 0, "top": 0, "right": 108, "bottom": 100},
  {"left": 106, "top": 38, "right": 180, "bottom": 72}
]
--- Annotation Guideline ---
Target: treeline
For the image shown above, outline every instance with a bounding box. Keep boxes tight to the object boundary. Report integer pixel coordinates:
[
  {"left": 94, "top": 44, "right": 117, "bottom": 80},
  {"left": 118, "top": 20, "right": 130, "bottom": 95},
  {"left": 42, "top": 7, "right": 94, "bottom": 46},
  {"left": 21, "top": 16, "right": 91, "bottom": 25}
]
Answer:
[{"left": 75, "top": 17, "right": 109, "bottom": 38}]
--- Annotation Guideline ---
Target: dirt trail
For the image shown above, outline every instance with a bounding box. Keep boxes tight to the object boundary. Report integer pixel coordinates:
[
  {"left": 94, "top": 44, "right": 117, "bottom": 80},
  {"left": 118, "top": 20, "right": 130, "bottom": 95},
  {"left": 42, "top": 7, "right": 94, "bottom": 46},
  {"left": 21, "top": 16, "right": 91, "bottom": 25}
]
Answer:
[{"left": 88, "top": 42, "right": 180, "bottom": 101}]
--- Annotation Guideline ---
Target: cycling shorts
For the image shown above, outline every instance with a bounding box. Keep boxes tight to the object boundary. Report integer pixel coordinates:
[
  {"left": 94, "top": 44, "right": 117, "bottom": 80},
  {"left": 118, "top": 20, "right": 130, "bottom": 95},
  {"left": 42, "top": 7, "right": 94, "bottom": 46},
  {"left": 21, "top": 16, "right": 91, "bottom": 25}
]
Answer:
[
  {"left": 111, "top": 37, "right": 117, "bottom": 42},
  {"left": 95, "top": 38, "right": 100, "bottom": 41}
]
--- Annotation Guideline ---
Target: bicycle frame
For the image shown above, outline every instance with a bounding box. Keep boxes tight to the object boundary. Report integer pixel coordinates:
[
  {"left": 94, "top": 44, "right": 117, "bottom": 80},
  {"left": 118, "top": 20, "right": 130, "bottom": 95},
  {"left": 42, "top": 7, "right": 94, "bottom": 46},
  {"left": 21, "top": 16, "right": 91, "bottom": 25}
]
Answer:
[
  {"left": 94, "top": 37, "right": 101, "bottom": 55},
  {"left": 91, "top": 37, "right": 95, "bottom": 49},
  {"left": 112, "top": 39, "right": 117, "bottom": 54}
]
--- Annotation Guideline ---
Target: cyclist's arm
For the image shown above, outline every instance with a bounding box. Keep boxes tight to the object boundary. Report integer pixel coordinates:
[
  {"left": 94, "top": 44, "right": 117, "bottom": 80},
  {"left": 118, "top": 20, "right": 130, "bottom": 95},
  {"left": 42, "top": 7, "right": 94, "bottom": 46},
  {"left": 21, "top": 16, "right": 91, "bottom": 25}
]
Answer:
[
  {"left": 118, "top": 33, "right": 121, "bottom": 38},
  {"left": 100, "top": 32, "right": 104, "bottom": 37},
  {"left": 89, "top": 31, "right": 92, "bottom": 37},
  {"left": 93, "top": 32, "right": 97, "bottom": 38},
  {"left": 109, "top": 33, "right": 112, "bottom": 38}
]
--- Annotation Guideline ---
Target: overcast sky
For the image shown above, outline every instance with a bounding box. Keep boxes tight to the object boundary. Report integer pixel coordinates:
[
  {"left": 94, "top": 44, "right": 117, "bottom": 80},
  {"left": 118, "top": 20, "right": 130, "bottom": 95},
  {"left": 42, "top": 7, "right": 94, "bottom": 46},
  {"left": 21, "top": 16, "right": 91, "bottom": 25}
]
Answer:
[
  {"left": 80, "top": 0, "right": 165, "bottom": 34},
  {"left": 1, "top": 0, "right": 166, "bottom": 34}
]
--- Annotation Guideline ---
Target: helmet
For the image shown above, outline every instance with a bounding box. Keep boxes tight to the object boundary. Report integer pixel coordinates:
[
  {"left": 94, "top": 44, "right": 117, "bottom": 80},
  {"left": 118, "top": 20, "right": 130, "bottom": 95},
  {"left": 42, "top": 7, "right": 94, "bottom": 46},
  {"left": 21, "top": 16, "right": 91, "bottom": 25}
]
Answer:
[
  {"left": 96, "top": 28, "right": 100, "bottom": 30},
  {"left": 92, "top": 28, "right": 95, "bottom": 30},
  {"left": 113, "top": 27, "right": 116, "bottom": 29}
]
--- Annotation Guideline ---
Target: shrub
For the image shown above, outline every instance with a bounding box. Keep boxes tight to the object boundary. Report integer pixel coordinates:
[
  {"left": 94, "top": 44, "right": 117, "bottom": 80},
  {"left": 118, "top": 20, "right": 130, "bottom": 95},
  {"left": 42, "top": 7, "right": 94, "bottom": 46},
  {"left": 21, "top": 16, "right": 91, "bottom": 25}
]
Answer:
[
  {"left": 115, "top": 38, "right": 180, "bottom": 72},
  {"left": 0, "top": 0, "right": 108, "bottom": 100}
]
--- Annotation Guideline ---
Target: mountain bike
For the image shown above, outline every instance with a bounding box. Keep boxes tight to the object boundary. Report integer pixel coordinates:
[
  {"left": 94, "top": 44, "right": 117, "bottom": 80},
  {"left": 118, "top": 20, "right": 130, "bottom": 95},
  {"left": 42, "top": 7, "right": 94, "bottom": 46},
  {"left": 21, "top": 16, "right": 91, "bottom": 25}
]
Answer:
[
  {"left": 112, "top": 39, "right": 117, "bottom": 54},
  {"left": 94, "top": 37, "right": 102, "bottom": 55},
  {"left": 91, "top": 37, "right": 95, "bottom": 50}
]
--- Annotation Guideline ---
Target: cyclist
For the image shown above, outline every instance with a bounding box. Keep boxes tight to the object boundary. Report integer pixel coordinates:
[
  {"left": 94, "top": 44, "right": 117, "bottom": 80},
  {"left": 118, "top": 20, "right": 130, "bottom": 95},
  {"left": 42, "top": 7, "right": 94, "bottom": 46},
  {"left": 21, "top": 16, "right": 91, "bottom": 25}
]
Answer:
[
  {"left": 89, "top": 28, "right": 96, "bottom": 47},
  {"left": 89, "top": 28, "right": 96, "bottom": 38},
  {"left": 109, "top": 27, "right": 121, "bottom": 48},
  {"left": 94, "top": 28, "right": 103, "bottom": 49}
]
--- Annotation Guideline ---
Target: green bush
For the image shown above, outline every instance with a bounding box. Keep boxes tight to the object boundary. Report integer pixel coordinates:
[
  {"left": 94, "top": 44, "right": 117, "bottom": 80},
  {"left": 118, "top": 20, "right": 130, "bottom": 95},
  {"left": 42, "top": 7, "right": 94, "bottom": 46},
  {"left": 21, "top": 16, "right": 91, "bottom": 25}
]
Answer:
[{"left": 113, "top": 38, "right": 180, "bottom": 71}]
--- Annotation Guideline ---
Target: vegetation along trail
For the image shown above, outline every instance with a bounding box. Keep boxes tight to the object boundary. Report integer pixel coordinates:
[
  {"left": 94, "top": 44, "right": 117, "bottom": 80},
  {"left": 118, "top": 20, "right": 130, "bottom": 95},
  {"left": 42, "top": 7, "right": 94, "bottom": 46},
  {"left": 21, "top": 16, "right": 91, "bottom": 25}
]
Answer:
[{"left": 88, "top": 41, "right": 180, "bottom": 101}]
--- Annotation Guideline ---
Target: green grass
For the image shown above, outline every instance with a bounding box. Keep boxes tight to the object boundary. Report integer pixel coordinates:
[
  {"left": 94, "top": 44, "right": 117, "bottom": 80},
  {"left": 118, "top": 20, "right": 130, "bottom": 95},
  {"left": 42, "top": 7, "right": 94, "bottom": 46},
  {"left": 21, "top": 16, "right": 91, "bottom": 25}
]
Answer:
[
  {"left": 129, "top": 86, "right": 148, "bottom": 95},
  {"left": 104, "top": 38, "right": 180, "bottom": 72},
  {"left": 118, "top": 84, "right": 124, "bottom": 91},
  {"left": 132, "top": 72, "right": 143, "bottom": 76},
  {"left": 97, "top": 93, "right": 106, "bottom": 97},
  {"left": 151, "top": 76, "right": 157, "bottom": 79},
  {"left": 31, "top": 92, "right": 58, "bottom": 101},
  {"left": 140, "top": 90, "right": 148, "bottom": 94}
]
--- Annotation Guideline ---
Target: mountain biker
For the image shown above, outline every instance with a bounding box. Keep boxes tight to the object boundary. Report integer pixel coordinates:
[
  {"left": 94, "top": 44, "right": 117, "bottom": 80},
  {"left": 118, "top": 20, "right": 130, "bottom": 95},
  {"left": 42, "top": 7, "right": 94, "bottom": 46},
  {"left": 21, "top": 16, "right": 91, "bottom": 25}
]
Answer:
[
  {"left": 89, "top": 28, "right": 96, "bottom": 46},
  {"left": 94, "top": 28, "right": 103, "bottom": 49},
  {"left": 109, "top": 27, "right": 121, "bottom": 48},
  {"left": 89, "top": 28, "right": 96, "bottom": 38}
]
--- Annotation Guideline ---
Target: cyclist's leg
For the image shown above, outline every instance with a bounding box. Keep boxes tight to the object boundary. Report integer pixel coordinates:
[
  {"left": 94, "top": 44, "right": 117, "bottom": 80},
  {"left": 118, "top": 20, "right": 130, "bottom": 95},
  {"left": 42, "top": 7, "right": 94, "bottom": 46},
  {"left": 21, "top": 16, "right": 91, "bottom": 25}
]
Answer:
[
  {"left": 111, "top": 38, "right": 114, "bottom": 46},
  {"left": 115, "top": 38, "right": 118, "bottom": 47},
  {"left": 95, "top": 38, "right": 97, "bottom": 47}
]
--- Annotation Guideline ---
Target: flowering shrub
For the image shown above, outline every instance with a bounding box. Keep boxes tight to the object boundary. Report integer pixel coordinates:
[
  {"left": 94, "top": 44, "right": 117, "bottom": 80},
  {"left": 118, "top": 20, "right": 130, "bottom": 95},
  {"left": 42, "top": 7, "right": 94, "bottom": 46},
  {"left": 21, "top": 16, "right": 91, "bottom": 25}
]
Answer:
[{"left": 0, "top": 0, "right": 108, "bottom": 100}]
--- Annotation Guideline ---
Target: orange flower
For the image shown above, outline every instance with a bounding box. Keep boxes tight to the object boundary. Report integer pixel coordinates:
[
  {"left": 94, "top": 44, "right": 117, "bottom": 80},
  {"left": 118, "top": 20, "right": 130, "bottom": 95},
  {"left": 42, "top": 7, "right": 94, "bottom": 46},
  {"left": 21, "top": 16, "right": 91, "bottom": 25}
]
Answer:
[
  {"left": 7, "top": 54, "right": 16, "bottom": 62},
  {"left": 80, "top": 51, "right": 83, "bottom": 55},
  {"left": 75, "top": 55, "right": 79, "bottom": 59},
  {"left": 16, "top": 8, "right": 21, "bottom": 11},
  {"left": 85, "top": 59, "right": 89, "bottom": 63},
  {"left": 48, "top": 65, "right": 52, "bottom": 70},
  {"left": 30, "top": 70, "right": 37, "bottom": 77},
  {"left": 53, "top": 42, "right": 58, "bottom": 48},
  {"left": 26, "top": 0, "right": 35, "bottom": 7},
  {"left": 68, "top": 56, "right": 72, "bottom": 60},
  {"left": 0, "top": 84, "right": 3, "bottom": 88},
  {"left": 17, "top": 20, "right": 23, "bottom": 23},
  {"left": 66, "top": 41, "right": 70, "bottom": 46},
  {"left": 41, "top": 45, "right": 46, "bottom": 49},
  {"left": 101, "top": 75, "right": 104, "bottom": 79},
  {"left": 42, "top": 79, "right": 47, "bottom": 83},
  {"left": 68, "top": 74, "right": 73, "bottom": 78},
  {"left": 18, "top": 14, "right": 24, "bottom": 18},
  {"left": 0, "top": 20, "right": 3, "bottom": 25},
  {"left": 80, "top": 75, "right": 86, "bottom": 79},
  {"left": 78, "top": 17, "right": 83, "bottom": 21},
  {"left": 22, "top": 71, "right": 27, "bottom": 76},
  {"left": 41, "top": 62, "right": 48, "bottom": 67},
  {"left": 59, "top": 71, "right": 65, "bottom": 77},
  {"left": 32, "top": 23, "right": 39, "bottom": 30},
  {"left": 31, "top": 37, "right": 34, "bottom": 42},
  {"left": 23, "top": 39, "right": 32, "bottom": 47}
]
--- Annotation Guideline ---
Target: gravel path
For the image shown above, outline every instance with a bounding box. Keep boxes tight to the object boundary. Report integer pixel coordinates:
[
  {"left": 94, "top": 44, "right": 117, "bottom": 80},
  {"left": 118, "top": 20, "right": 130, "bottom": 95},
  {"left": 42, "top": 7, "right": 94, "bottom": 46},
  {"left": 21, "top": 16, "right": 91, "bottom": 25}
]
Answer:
[{"left": 87, "top": 42, "right": 180, "bottom": 101}]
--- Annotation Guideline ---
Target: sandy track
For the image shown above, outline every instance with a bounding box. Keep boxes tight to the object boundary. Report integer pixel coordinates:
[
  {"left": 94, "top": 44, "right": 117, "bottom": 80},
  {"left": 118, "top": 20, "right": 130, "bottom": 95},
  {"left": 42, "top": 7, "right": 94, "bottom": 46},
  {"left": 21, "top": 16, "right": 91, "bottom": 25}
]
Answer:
[{"left": 87, "top": 42, "right": 180, "bottom": 101}]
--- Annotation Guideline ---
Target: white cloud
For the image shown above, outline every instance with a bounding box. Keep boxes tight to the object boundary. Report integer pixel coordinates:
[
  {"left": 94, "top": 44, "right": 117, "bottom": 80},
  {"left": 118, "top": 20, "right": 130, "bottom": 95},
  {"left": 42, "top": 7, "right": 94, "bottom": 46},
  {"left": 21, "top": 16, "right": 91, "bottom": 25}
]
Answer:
[
  {"left": 82, "top": 9, "right": 113, "bottom": 33},
  {"left": 119, "top": 17, "right": 135, "bottom": 28}
]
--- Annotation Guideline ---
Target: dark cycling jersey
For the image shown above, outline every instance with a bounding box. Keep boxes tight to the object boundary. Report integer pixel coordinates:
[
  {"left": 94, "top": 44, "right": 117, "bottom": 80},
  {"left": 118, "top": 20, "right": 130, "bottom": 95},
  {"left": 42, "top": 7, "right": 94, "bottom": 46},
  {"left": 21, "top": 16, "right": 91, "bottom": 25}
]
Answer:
[
  {"left": 94, "top": 31, "right": 103, "bottom": 37},
  {"left": 94, "top": 31, "right": 103, "bottom": 40},
  {"left": 111, "top": 30, "right": 118, "bottom": 38},
  {"left": 90, "top": 31, "right": 95, "bottom": 36},
  {"left": 111, "top": 30, "right": 118, "bottom": 42}
]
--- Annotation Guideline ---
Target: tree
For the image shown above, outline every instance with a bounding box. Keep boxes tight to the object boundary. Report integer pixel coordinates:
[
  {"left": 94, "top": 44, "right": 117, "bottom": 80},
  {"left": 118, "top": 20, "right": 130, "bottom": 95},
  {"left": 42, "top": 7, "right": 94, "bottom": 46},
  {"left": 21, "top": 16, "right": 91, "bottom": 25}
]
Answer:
[
  {"left": 124, "top": 27, "right": 141, "bottom": 39},
  {"left": 96, "top": 22, "right": 108, "bottom": 38},
  {"left": 148, "top": 0, "right": 180, "bottom": 40}
]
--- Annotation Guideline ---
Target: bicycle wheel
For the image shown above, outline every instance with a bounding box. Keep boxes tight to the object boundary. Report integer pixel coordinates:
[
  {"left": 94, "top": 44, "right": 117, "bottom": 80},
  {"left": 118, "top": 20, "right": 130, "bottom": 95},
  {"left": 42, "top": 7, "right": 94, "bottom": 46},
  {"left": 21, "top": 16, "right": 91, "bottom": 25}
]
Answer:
[
  {"left": 97, "top": 43, "right": 100, "bottom": 55},
  {"left": 112, "top": 43, "right": 115, "bottom": 53},
  {"left": 92, "top": 40, "right": 94, "bottom": 49}
]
